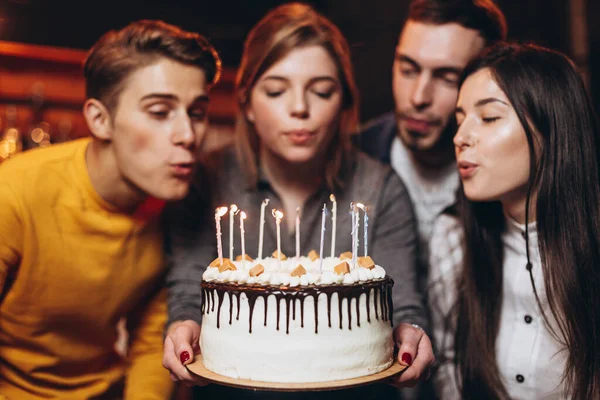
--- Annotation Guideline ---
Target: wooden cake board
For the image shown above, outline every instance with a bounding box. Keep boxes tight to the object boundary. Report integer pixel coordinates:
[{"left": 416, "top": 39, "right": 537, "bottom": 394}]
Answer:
[{"left": 187, "top": 354, "right": 406, "bottom": 392}]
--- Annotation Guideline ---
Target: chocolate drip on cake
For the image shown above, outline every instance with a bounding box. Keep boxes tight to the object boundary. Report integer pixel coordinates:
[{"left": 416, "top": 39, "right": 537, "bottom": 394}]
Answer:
[
  {"left": 356, "top": 295, "right": 361, "bottom": 328},
  {"left": 216, "top": 290, "right": 225, "bottom": 328},
  {"left": 300, "top": 297, "right": 305, "bottom": 328},
  {"left": 235, "top": 292, "right": 241, "bottom": 321},
  {"left": 201, "top": 278, "right": 393, "bottom": 334},
  {"left": 365, "top": 289, "right": 371, "bottom": 323},
  {"left": 247, "top": 294, "right": 258, "bottom": 334},
  {"left": 276, "top": 297, "right": 281, "bottom": 331},
  {"left": 264, "top": 295, "right": 268, "bottom": 327},
  {"left": 327, "top": 294, "right": 332, "bottom": 328},
  {"left": 285, "top": 297, "right": 292, "bottom": 334},
  {"left": 374, "top": 288, "right": 379, "bottom": 320}
]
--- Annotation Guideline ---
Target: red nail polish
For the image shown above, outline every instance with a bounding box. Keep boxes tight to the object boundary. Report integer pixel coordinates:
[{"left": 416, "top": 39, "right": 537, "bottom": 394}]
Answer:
[
  {"left": 180, "top": 351, "right": 190, "bottom": 364},
  {"left": 401, "top": 352, "right": 413, "bottom": 366}
]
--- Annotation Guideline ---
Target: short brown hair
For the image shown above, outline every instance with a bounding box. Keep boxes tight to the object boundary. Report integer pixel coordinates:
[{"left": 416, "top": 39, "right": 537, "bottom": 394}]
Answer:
[
  {"left": 84, "top": 20, "right": 221, "bottom": 113},
  {"left": 235, "top": 3, "right": 359, "bottom": 190},
  {"left": 408, "top": 0, "right": 507, "bottom": 44}
]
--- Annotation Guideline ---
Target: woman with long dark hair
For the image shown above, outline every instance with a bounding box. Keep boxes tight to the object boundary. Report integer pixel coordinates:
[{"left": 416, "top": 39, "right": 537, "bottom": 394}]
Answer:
[{"left": 428, "top": 42, "right": 600, "bottom": 399}]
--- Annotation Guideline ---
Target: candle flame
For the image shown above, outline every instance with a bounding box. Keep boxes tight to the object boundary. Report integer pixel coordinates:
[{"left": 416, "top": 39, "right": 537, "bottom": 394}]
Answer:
[
  {"left": 240, "top": 211, "right": 247, "bottom": 220},
  {"left": 330, "top": 194, "right": 336, "bottom": 202},
  {"left": 272, "top": 209, "right": 283, "bottom": 221},
  {"left": 215, "top": 206, "right": 228, "bottom": 217},
  {"left": 230, "top": 204, "right": 239, "bottom": 214}
]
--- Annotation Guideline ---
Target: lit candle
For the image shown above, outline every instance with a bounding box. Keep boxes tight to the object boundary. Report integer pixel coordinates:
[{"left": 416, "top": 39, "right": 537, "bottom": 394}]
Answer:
[
  {"left": 215, "top": 206, "right": 228, "bottom": 264},
  {"left": 356, "top": 203, "right": 368, "bottom": 256},
  {"left": 229, "top": 204, "right": 238, "bottom": 260},
  {"left": 330, "top": 194, "right": 337, "bottom": 258},
  {"left": 240, "top": 211, "right": 247, "bottom": 268},
  {"left": 258, "top": 198, "right": 270, "bottom": 259},
  {"left": 350, "top": 202, "right": 355, "bottom": 262},
  {"left": 295, "top": 207, "right": 301, "bottom": 259},
  {"left": 319, "top": 204, "right": 327, "bottom": 272},
  {"left": 272, "top": 209, "right": 284, "bottom": 263}
]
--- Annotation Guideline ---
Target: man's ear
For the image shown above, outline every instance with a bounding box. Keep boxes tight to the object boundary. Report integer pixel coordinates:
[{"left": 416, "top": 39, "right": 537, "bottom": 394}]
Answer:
[{"left": 83, "top": 98, "right": 113, "bottom": 140}]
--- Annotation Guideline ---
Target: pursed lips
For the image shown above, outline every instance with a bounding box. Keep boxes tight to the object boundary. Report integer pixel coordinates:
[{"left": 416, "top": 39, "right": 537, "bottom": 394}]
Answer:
[{"left": 457, "top": 160, "right": 478, "bottom": 178}]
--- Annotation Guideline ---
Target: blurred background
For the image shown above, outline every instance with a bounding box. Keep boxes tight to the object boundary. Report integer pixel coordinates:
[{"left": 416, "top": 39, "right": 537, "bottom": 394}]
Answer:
[{"left": 0, "top": 0, "right": 598, "bottom": 160}]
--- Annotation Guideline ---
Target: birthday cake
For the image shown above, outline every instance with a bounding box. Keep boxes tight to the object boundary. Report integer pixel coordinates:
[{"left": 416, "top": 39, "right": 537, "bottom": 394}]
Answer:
[{"left": 200, "top": 251, "right": 394, "bottom": 383}]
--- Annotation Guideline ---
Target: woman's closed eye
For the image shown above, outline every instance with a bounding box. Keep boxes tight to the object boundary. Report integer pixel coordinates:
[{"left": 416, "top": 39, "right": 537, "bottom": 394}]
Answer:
[
  {"left": 310, "top": 83, "right": 337, "bottom": 99},
  {"left": 147, "top": 106, "right": 172, "bottom": 119},
  {"left": 311, "top": 89, "right": 334, "bottom": 99},
  {"left": 266, "top": 90, "right": 285, "bottom": 98},
  {"left": 482, "top": 116, "right": 501, "bottom": 123}
]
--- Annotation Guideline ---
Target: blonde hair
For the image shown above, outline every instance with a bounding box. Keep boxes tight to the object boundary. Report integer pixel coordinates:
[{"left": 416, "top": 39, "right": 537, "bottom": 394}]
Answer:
[{"left": 235, "top": 3, "right": 359, "bottom": 190}]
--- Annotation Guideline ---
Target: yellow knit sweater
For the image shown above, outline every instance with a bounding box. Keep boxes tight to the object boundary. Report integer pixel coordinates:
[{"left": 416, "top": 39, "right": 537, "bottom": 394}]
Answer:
[{"left": 0, "top": 138, "right": 173, "bottom": 399}]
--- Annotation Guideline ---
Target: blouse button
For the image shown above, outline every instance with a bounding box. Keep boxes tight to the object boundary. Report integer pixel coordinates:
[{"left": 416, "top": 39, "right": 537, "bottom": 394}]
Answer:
[
  {"left": 524, "top": 315, "right": 533, "bottom": 324},
  {"left": 516, "top": 374, "right": 525, "bottom": 383}
]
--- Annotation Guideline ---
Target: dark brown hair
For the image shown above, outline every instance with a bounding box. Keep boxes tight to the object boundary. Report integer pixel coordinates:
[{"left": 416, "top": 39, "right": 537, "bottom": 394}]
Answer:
[
  {"left": 408, "top": 0, "right": 507, "bottom": 44},
  {"left": 84, "top": 19, "right": 221, "bottom": 113},
  {"left": 454, "top": 42, "right": 600, "bottom": 399},
  {"left": 235, "top": 3, "right": 359, "bottom": 191}
]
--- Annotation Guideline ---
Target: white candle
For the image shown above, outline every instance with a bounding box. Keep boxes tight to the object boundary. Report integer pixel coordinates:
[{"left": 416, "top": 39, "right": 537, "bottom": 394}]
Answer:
[
  {"left": 350, "top": 202, "right": 355, "bottom": 250},
  {"left": 352, "top": 203, "right": 359, "bottom": 269},
  {"left": 229, "top": 204, "right": 238, "bottom": 260},
  {"left": 350, "top": 202, "right": 355, "bottom": 265},
  {"left": 295, "top": 207, "right": 301, "bottom": 259},
  {"left": 215, "top": 206, "right": 228, "bottom": 264},
  {"left": 258, "top": 198, "right": 269, "bottom": 259},
  {"left": 319, "top": 203, "right": 327, "bottom": 272},
  {"left": 272, "top": 209, "right": 283, "bottom": 264},
  {"left": 330, "top": 194, "right": 337, "bottom": 258},
  {"left": 240, "top": 211, "right": 247, "bottom": 268},
  {"left": 356, "top": 203, "right": 368, "bottom": 256}
]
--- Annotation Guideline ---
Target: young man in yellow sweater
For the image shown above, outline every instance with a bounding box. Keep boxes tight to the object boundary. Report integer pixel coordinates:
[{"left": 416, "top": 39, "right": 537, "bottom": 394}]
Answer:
[{"left": 0, "top": 20, "right": 220, "bottom": 399}]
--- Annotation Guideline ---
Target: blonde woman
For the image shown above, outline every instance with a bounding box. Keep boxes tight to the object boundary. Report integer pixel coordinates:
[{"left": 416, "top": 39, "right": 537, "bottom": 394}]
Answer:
[{"left": 163, "top": 4, "right": 434, "bottom": 398}]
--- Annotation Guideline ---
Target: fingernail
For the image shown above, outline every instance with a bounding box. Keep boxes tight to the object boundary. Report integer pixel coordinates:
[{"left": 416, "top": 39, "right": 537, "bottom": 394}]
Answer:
[
  {"left": 180, "top": 351, "right": 190, "bottom": 364},
  {"left": 401, "top": 352, "right": 412, "bottom": 366}
]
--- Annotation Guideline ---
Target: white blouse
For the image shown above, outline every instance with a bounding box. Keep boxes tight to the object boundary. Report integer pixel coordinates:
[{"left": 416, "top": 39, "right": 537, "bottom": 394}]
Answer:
[{"left": 428, "top": 214, "right": 567, "bottom": 400}]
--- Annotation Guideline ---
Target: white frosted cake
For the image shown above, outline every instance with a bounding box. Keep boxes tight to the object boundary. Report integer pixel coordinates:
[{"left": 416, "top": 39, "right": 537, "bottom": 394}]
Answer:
[{"left": 200, "top": 252, "right": 394, "bottom": 383}]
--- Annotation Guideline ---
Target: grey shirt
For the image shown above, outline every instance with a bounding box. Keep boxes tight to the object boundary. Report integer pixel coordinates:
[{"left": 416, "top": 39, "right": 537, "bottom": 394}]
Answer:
[{"left": 165, "top": 147, "right": 427, "bottom": 330}]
